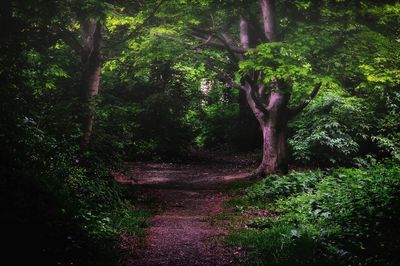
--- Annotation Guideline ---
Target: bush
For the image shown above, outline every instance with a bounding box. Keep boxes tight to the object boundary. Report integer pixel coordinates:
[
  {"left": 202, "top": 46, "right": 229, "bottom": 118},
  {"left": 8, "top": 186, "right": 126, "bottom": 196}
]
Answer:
[
  {"left": 289, "top": 93, "right": 369, "bottom": 167},
  {"left": 1, "top": 143, "right": 151, "bottom": 265},
  {"left": 245, "top": 170, "right": 324, "bottom": 204},
  {"left": 0, "top": 108, "right": 150, "bottom": 265},
  {"left": 228, "top": 162, "right": 400, "bottom": 265}
]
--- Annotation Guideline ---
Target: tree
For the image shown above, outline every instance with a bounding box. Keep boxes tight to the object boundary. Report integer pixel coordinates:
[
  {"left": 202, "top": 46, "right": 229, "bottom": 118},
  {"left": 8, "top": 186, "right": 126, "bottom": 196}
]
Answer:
[
  {"left": 182, "top": 0, "right": 322, "bottom": 175},
  {"left": 57, "top": 18, "right": 104, "bottom": 151},
  {"left": 7, "top": 0, "right": 165, "bottom": 153}
]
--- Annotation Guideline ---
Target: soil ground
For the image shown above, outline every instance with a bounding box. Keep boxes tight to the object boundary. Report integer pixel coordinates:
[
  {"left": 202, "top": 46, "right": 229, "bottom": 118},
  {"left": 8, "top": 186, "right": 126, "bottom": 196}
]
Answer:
[{"left": 116, "top": 152, "right": 257, "bottom": 265}]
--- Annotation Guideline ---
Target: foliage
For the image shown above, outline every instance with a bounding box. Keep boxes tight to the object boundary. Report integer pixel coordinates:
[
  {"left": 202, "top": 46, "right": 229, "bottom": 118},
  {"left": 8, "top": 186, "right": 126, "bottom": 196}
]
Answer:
[
  {"left": 0, "top": 82, "right": 149, "bottom": 264},
  {"left": 228, "top": 162, "right": 400, "bottom": 265},
  {"left": 0, "top": 1, "right": 152, "bottom": 264},
  {"left": 289, "top": 92, "right": 370, "bottom": 166},
  {"left": 245, "top": 170, "right": 324, "bottom": 204},
  {"left": 184, "top": 82, "right": 241, "bottom": 148},
  {"left": 2, "top": 0, "right": 400, "bottom": 264},
  {"left": 239, "top": 41, "right": 319, "bottom": 90}
]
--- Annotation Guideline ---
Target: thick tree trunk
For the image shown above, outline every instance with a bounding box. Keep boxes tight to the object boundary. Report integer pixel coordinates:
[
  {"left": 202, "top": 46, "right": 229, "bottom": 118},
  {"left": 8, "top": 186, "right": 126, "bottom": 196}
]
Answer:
[
  {"left": 257, "top": 118, "right": 288, "bottom": 175},
  {"left": 255, "top": 90, "right": 289, "bottom": 175},
  {"left": 242, "top": 80, "right": 289, "bottom": 175}
]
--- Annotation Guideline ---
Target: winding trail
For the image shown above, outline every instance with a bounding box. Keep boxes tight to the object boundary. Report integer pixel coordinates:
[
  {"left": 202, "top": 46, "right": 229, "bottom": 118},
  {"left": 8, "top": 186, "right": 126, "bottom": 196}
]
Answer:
[{"left": 118, "top": 155, "right": 255, "bottom": 265}]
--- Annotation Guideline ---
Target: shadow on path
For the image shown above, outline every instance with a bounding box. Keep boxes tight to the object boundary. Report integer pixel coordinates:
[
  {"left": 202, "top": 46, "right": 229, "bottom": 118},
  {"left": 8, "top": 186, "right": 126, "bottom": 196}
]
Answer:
[{"left": 117, "top": 155, "right": 255, "bottom": 265}]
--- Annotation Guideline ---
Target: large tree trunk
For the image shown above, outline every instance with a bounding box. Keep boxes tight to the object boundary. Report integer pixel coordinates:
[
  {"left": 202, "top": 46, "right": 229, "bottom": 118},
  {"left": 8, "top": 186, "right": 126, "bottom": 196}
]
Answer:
[
  {"left": 79, "top": 19, "right": 103, "bottom": 152},
  {"left": 255, "top": 90, "right": 289, "bottom": 175},
  {"left": 242, "top": 80, "right": 290, "bottom": 175},
  {"left": 257, "top": 116, "right": 288, "bottom": 175},
  {"left": 241, "top": 3, "right": 289, "bottom": 175}
]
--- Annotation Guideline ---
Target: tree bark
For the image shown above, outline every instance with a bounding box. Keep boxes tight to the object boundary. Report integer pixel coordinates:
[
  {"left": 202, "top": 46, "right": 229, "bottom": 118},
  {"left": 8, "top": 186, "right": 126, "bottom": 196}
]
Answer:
[
  {"left": 240, "top": 15, "right": 250, "bottom": 49},
  {"left": 254, "top": 88, "right": 289, "bottom": 175},
  {"left": 257, "top": 120, "right": 288, "bottom": 175},
  {"left": 79, "top": 19, "right": 103, "bottom": 152},
  {"left": 257, "top": 113, "right": 288, "bottom": 175},
  {"left": 240, "top": 81, "right": 289, "bottom": 175},
  {"left": 259, "top": 0, "right": 277, "bottom": 41},
  {"left": 239, "top": 4, "right": 289, "bottom": 175}
]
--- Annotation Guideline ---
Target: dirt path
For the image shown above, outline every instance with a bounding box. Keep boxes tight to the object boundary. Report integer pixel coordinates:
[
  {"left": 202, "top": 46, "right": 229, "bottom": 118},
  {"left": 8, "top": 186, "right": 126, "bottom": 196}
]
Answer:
[{"left": 118, "top": 155, "right": 255, "bottom": 265}]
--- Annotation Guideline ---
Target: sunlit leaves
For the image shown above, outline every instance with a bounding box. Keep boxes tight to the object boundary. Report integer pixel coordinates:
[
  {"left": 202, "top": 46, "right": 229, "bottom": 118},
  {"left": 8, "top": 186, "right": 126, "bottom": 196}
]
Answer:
[
  {"left": 365, "top": 2, "right": 400, "bottom": 38},
  {"left": 106, "top": 11, "right": 140, "bottom": 33},
  {"left": 239, "top": 42, "right": 314, "bottom": 83}
]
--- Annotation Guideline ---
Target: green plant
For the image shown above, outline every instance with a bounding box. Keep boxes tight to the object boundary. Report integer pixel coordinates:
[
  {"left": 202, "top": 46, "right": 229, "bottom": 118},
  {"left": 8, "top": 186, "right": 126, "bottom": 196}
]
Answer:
[
  {"left": 229, "top": 162, "right": 400, "bottom": 265},
  {"left": 245, "top": 170, "right": 324, "bottom": 204}
]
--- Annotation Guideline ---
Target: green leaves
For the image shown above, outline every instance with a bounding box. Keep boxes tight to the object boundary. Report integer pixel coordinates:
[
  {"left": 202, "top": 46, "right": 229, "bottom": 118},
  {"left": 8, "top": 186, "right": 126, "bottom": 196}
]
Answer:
[
  {"left": 289, "top": 92, "right": 369, "bottom": 165},
  {"left": 105, "top": 10, "right": 140, "bottom": 33},
  {"left": 239, "top": 42, "right": 315, "bottom": 85},
  {"left": 245, "top": 171, "right": 324, "bottom": 204},
  {"left": 230, "top": 162, "right": 400, "bottom": 265},
  {"left": 365, "top": 2, "right": 400, "bottom": 38}
]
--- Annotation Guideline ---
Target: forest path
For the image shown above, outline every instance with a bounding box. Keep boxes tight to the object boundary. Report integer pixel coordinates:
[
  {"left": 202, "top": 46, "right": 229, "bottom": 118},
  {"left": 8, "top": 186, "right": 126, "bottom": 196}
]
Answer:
[{"left": 117, "top": 153, "right": 256, "bottom": 265}]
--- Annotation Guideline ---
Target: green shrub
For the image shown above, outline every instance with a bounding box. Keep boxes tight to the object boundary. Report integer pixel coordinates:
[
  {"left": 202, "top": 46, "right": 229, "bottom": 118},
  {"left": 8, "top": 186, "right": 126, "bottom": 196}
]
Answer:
[
  {"left": 245, "top": 170, "right": 324, "bottom": 205},
  {"left": 289, "top": 94, "right": 369, "bottom": 166},
  {"left": 229, "top": 162, "right": 400, "bottom": 265}
]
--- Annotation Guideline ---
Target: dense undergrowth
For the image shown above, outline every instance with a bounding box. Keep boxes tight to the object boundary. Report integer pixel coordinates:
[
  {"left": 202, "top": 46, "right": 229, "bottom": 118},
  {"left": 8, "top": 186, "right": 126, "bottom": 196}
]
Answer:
[
  {"left": 227, "top": 161, "right": 400, "bottom": 266},
  {"left": 1, "top": 148, "right": 151, "bottom": 265},
  {"left": 0, "top": 48, "right": 151, "bottom": 264}
]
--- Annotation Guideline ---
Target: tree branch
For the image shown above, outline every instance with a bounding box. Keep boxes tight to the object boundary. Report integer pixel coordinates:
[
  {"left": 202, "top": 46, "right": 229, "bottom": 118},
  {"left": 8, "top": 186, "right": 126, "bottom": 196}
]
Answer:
[
  {"left": 258, "top": 83, "right": 267, "bottom": 98},
  {"left": 191, "top": 34, "right": 232, "bottom": 51},
  {"left": 105, "top": 0, "right": 164, "bottom": 48},
  {"left": 220, "top": 32, "right": 240, "bottom": 50},
  {"left": 243, "top": 81, "right": 268, "bottom": 123},
  {"left": 156, "top": 33, "right": 229, "bottom": 60},
  {"left": 245, "top": 76, "right": 269, "bottom": 116},
  {"left": 192, "top": 34, "right": 212, "bottom": 49},
  {"left": 191, "top": 27, "right": 247, "bottom": 54},
  {"left": 259, "top": 0, "right": 277, "bottom": 41},
  {"left": 240, "top": 15, "right": 250, "bottom": 50},
  {"left": 53, "top": 26, "right": 84, "bottom": 56},
  {"left": 203, "top": 59, "right": 246, "bottom": 91},
  {"left": 289, "top": 82, "right": 322, "bottom": 118}
]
